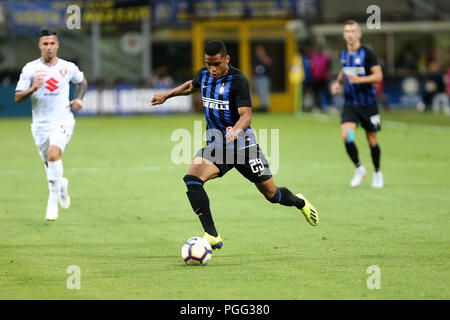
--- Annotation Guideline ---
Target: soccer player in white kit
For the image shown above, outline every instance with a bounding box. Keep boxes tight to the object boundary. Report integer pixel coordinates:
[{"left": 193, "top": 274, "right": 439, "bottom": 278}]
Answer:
[{"left": 15, "top": 29, "right": 88, "bottom": 221}]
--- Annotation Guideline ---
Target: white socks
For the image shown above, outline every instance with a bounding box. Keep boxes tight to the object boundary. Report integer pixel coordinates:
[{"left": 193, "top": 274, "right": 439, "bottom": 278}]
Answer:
[{"left": 46, "top": 160, "right": 63, "bottom": 212}]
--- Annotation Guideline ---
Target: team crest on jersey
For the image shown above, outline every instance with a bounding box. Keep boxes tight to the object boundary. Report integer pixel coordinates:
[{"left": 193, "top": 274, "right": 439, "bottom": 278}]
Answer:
[
  {"left": 218, "top": 83, "right": 226, "bottom": 95},
  {"left": 355, "top": 57, "right": 361, "bottom": 65},
  {"left": 59, "top": 67, "right": 67, "bottom": 77}
]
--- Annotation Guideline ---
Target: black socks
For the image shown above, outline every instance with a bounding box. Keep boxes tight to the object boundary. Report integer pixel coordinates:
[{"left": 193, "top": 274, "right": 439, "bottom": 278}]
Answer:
[
  {"left": 269, "top": 187, "right": 305, "bottom": 209},
  {"left": 370, "top": 144, "right": 381, "bottom": 172},
  {"left": 345, "top": 141, "right": 361, "bottom": 167},
  {"left": 345, "top": 140, "right": 381, "bottom": 172},
  {"left": 183, "top": 176, "right": 306, "bottom": 235},
  {"left": 183, "top": 175, "right": 218, "bottom": 237}
]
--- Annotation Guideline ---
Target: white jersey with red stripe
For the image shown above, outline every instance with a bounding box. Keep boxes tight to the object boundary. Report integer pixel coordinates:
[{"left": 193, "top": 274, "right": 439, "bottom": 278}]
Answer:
[{"left": 15, "top": 57, "right": 84, "bottom": 125}]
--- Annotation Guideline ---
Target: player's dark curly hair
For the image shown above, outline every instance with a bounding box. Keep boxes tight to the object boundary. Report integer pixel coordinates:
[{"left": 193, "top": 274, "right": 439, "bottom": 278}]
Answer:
[
  {"left": 40, "top": 28, "right": 57, "bottom": 37},
  {"left": 205, "top": 40, "right": 227, "bottom": 57}
]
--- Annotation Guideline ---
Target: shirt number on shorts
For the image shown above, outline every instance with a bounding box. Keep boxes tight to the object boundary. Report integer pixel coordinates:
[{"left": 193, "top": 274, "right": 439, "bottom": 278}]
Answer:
[
  {"left": 370, "top": 114, "right": 381, "bottom": 127},
  {"left": 249, "top": 158, "right": 264, "bottom": 174}
]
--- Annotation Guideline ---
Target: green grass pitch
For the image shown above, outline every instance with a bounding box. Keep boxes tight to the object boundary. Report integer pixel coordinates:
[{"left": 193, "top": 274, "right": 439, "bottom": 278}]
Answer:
[{"left": 0, "top": 109, "right": 449, "bottom": 300}]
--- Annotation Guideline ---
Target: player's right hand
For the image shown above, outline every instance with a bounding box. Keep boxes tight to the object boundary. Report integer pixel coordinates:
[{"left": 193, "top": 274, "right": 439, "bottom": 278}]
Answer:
[
  {"left": 31, "top": 78, "right": 44, "bottom": 92},
  {"left": 150, "top": 93, "right": 167, "bottom": 106},
  {"left": 330, "top": 81, "right": 341, "bottom": 95}
]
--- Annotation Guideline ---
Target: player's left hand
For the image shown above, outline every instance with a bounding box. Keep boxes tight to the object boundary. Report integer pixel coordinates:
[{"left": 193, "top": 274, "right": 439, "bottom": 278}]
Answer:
[
  {"left": 150, "top": 93, "right": 168, "bottom": 106},
  {"left": 225, "top": 126, "right": 242, "bottom": 143},
  {"left": 347, "top": 74, "right": 362, "bottom": 84},
  {"left": 70, "top": 98, "right": 83, "bottom": 110}
]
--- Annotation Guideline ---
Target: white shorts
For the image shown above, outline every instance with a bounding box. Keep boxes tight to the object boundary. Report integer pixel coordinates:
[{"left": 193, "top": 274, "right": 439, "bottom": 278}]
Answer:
[{"left": 31, "top": 115, "right": 76, "bottom": 162}]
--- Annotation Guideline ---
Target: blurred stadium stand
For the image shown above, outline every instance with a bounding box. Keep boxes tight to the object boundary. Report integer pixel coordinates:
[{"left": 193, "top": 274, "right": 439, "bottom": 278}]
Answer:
[{"left": 0, "top": 0, "right": 449, "bottom": 116}]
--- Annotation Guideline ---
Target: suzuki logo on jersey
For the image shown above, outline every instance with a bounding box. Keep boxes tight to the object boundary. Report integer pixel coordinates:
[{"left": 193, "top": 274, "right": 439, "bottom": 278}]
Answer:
[
  {"left": 45, "top": 77, "right": 59, "bottom": 92},
  {"left": 202, "top": 97, "right": 229, "bottom": 111}
]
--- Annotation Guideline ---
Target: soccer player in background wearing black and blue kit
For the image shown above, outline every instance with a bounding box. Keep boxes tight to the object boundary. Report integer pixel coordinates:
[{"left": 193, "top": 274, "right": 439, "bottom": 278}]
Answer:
[
  {"left": 151, "top": 40, "right": 319, "bottom": 249},
  {"left": 331, "top": 20, "right": 384, "bottom": 188}
]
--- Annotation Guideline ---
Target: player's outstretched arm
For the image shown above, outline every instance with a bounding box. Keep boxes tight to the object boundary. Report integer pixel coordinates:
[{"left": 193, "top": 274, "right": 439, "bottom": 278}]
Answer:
[
  {"left": 14, "top": 78, "right": 43, "bottom": 103},
  {"left": 151, "top": 80, "right": 198, "bottom": 106},
  {"left": 70, "top": 77, "right": 88, "bottom": 110}
]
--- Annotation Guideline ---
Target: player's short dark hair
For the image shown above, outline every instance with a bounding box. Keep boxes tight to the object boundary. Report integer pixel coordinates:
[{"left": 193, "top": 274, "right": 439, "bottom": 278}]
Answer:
[
  {"left": 40, "top": 28, "right": 57, "bottom": 37},
  {"left": 343, "top": 20, "right": 361, "bottom": 32},
  {"left": 205, "top": 40, "right": 227, "bottom": 57},
  {"left": 344, "top": 20, "right": 360, "bottom": 27}
]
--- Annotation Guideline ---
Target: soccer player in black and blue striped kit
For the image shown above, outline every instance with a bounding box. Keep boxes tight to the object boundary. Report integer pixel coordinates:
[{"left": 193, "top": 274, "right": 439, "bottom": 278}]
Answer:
[
  {"left": 151, "top": 40, "right": 319, "bottom": 249},
  {"left": 331, "top": 20, "right": 384, "bottom": 188}
]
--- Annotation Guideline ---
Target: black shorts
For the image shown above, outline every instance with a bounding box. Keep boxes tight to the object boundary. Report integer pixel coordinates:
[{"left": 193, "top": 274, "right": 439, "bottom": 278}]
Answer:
[
  {"left": 195, "top": 143, "right": 272, "bottom": 183},
  {"left": 341, "top": 104, "right": 381, "bottom": 132}
]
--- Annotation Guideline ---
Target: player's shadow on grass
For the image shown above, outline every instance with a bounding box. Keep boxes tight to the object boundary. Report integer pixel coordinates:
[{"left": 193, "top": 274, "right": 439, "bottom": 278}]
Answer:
[{"left": 173, "top": 252, "right": 295, "bottom": 267}]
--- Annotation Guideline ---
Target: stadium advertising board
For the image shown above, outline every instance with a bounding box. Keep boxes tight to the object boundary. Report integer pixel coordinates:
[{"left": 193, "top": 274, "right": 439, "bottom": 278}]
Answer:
[
  {"left": 0, "top": 85, "right": 192, "bottom": 117},
  {"left": 4, "top": 0, "right": 320, "bottom": 30},
  {"left": 78, "top": 86, "right": 192, "bottom": 115}
]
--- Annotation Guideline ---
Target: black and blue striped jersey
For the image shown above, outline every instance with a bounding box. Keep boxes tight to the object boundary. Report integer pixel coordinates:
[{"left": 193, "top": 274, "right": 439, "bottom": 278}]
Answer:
[
  {"left": 192, "top": 64, "right": 257, "bottom": 148},
  {"left": 340, "top": 45, "right": 379, "bottom": 107}
]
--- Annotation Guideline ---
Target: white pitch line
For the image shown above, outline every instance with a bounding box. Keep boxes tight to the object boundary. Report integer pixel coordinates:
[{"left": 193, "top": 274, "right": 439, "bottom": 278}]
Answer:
[
  {"left": 297, "top": 113, "right": 450, "bottom": 132},
  {"left": 382, "top": 120, "right": 450, "bottom": 132},
  {"left": 0, "top": 166, "right": 178, "bottom": 175}
]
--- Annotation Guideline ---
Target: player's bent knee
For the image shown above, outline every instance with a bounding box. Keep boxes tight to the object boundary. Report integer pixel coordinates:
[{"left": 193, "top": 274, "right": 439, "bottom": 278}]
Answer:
[
  {"left": 344, "top": 128, "right": 355, "bottom": 143},
  {"left": 187, "top": 157, "right": 219, "bottom": 182},
  {"left": 366, "top": 133, "right": 378, "bottom": 146},
  {"left": 47, "top": 146, "right": 62, "bottom": 162}
]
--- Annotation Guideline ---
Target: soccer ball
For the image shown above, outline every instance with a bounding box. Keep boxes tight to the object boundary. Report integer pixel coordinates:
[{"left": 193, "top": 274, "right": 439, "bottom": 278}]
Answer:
[{"left": 181, "top": 237, "right": 213, "bottom": 265}]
